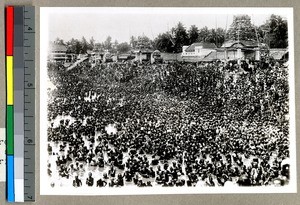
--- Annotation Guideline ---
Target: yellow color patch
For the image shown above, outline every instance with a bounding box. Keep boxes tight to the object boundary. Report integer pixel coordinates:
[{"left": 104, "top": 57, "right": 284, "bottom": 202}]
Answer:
[{"left": 6, "top": 56, "right": 13, "bottom": 105}]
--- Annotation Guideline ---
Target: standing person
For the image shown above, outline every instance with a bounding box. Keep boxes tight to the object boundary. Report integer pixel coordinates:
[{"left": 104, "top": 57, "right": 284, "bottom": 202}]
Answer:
[
  {"left": 73, "top": 175, "right": 82, "bottom": 187},
  {"left": 86, "top": 172, "right": 94, "bottom": 187}
]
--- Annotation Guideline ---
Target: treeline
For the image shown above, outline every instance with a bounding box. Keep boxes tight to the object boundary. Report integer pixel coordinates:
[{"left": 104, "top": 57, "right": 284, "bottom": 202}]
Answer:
[
  {"left": 53, "top": 14, "right": 288, "bottom": 54},
  {"left": 53, "top": 36, "right": 132, "bottom": 55},
  {"left": 153, "top": 23, "right": 226, "bottom": 53},
  {"left": 154, "top": 14, "right": 288, "bottom": 52}
]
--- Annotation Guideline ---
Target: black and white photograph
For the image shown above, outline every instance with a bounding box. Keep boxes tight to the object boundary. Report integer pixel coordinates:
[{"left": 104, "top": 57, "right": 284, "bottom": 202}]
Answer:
[{"left": 40, "top": 7, "right": 296, "bottom": 195}]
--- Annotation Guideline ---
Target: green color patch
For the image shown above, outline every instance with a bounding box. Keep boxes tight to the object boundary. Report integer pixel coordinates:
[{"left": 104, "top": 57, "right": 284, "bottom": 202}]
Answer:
[{"left": 6, "top": 105, "right": 14, "bottom": 155}]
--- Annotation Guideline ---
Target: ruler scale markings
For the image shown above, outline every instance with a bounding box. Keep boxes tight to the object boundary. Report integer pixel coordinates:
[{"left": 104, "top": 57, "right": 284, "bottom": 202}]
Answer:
[{"left": 23, "top": 6, "right": 35, "bottom": 202}]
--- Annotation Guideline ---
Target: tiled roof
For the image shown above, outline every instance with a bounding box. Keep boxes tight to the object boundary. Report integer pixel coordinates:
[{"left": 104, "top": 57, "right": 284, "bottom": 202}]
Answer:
[
  {"left": 202, "top": 51, "right": 226, "bottom": 61},
  {"left": 185, "top": 42, "right": 217, "bottom": 52},
  {"left": 50, "top": 43, "right": 67, "bottom": 52},
  {"left": 181, "top": 50, "right": 226, "bottom": 62},
  {"left": 221, "top": 40, "right": 259, "bottom": 48}
]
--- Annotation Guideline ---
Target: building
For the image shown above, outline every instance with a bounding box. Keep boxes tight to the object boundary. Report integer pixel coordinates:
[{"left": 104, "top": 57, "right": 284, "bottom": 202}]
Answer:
[
  {"left": 181, "top": 40, "right": 286, "bottom": 63},
  {"left": 219, "top": 40, "right": 268, "bottom": 61},
  {"left": 181, "top": 42, "right": 217, "bottom": 62},
  {"left": 117, "top": 53, "right": 135, "bottom": 62},
  {"left": 48, "top": 43, "right": 68, "bottom": 62},
  {"left": 133, "top": 48, "right": 154, "bottom": 63}
]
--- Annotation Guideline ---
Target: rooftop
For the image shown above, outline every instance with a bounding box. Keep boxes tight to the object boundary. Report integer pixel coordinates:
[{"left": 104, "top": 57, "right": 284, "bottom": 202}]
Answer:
[
  {"left": 49, "top": 43, "right": 68, "bottom": 52},
  {"left": 202, "top": 51, "right": 226, "bottom": 62},
  {"left": 184, "top": 42, "right": 217, "bottom": 52},
  {"left": 221, "top": 40, "right": 260, "bottom": 48}
]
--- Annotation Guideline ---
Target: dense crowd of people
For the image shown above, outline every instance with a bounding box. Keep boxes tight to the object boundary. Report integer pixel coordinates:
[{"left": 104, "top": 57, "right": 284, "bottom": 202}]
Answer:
[{"left": 46, "top": 58, "right": 290, "bottom": 189}]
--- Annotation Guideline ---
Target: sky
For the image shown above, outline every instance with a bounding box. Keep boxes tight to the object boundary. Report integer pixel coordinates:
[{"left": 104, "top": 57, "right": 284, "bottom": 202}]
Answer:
[{"left": 43, "top": 7, "right": 289, "bottom": 44}]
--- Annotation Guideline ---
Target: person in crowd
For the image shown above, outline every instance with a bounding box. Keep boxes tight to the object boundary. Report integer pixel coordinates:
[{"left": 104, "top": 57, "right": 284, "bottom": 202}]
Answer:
[
  {"left": 73, "top": 175, "right": 82, "bottom": 187},
  {"left": 86, "top": 172, "right": 94, "bottom": 186}
]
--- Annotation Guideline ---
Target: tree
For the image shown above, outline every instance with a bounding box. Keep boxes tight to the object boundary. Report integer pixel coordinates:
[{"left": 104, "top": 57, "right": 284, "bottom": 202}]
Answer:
[
  {"left": 81, "top": 36, "right": 89, "bottom": 53},
  {"left": 114, "top": 40, "right": 119, "bottom": 47},
  {"left": 205, "top": 29, "right": 216, "bottom": 44},
  {"left": 65, "top": 38, "right": 83, "bottom": 54},
  {"left": 188, "top": 25, "right": 199, "bottom": 44},
  {"left": 260, "top": 15, "right": 288, "bottom": 48},
  {"left": 130, "top": 36, "right": 137, "bottom": 49},
  {"left": 257, "top": 24, "right": 269, "bottom": 46},
  {"left": 103, "top": 36, "right": 112, "bottom": 50},
  {"left": 94, "top": 43, "right": 103, "bottom": 52},
  {"left": 197, "top": 26, "right": 210, "bottom": 42},
  {"left": 204, "top": 28, "right": 226, "bottom": 47},
  {"left": 66, "top": 38, "right": 76, "bottom": 53},
  {"left": 172, "top": 22, "right": 189, "bottom": 52},
  {"left": 110, "top": 40, "right": 119, "bottom": 53},
  {"left": 74, "top": 40, "right": 81, "bottom": 54},
  {"left": 117, "top": 42, "right": 131, "bottom": 53},
  {"left": 54, "top": 37, "right": 65, "bottom": 45},
  {"left": 137, "top": 35, "right": 152, "bottom": 49},
  {"left": 215, "top": 28, "right": 226, "bottom": 47},
  {"left": 227, "top": 15, "right": 257, "bottom": 41},
  {"left": 89, "top": 37, "right": 95, "bottom": 50},
  {"left": 154, "top": 32, "right": 175, "bottom": 52}
]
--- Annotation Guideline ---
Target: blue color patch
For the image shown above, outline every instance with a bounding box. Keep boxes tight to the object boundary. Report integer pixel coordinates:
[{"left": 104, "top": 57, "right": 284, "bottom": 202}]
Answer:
[{"left": 7, "top": 155, "right": 15, "bottom": 202}]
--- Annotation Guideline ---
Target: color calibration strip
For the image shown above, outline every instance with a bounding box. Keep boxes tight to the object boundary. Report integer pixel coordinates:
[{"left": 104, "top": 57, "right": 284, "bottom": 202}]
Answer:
[
  {"left": 6, "top": 6, "right": 35, "bottom": 202},
  {"left": 6, "top": 5, "right": 15, "bottom": 203}
]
